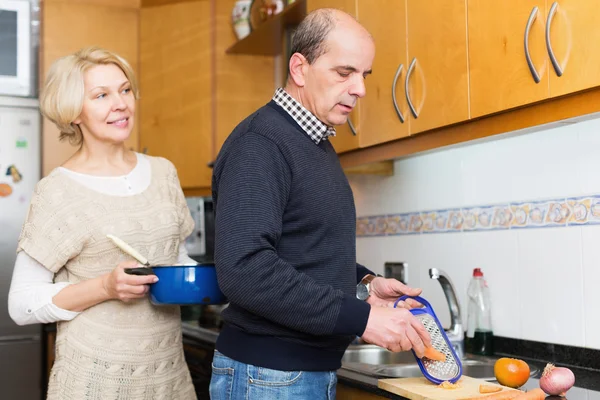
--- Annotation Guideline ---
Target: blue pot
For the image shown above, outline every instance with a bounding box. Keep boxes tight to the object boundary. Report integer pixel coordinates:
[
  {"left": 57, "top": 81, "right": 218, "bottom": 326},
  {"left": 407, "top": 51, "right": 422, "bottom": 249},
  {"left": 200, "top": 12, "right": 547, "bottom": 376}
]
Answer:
[{"left": 148, "top": 263, "right": 226, "bottom": 306}]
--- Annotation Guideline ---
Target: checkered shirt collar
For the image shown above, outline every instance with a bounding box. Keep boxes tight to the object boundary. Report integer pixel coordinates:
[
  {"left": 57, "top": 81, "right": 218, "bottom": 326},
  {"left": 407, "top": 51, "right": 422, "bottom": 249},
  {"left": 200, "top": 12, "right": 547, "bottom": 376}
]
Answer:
[{"left": 272, "top": 88, "right": 336, "bottom": 144}]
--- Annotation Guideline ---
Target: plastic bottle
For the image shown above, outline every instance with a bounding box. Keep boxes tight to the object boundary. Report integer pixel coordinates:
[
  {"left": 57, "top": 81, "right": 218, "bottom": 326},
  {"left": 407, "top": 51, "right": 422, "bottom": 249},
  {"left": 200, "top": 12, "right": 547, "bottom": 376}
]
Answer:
[{"left": 466, "top": 268, "right": 494, "bottom": 355}]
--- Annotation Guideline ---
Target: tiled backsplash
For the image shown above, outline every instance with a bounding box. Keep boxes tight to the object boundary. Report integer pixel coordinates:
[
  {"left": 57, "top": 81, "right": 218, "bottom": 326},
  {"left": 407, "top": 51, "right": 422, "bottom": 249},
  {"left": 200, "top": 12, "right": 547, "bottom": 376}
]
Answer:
[
  {"left": 357, "top": 195, "right": 600, "bottom": 236},
  {"left": 348, "top": 114, "right": 600, "bottom": 350}
]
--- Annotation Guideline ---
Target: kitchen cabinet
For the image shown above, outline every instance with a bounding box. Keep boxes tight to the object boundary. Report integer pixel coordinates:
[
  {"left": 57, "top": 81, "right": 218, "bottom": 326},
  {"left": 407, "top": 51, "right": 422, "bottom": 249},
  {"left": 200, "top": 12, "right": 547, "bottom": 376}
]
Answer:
[
  {"left": 547, "top": 0, "right": 600, "bottom": 98},
  {"left": 139, "top": 0, "right": 212, "bottom": 189},
  {"left": 41, "top": 0, "right": 139, "bottom": 176},
  {"left": 404, "top": 0, "right": 469, "bottom": 134},
  {"left": 138, "top": 0, "right": 272, "bottom": 190},
  {"left": 357, "top": 0, "right": 409, "bottom": 147},
  {"left": 214, "top": 0, "right": 275, "bottom": 154},
  {"left": 468, "top": 0, "right": 550, "bottom": 118},
  {"left": 306, "top": 0, "right": 361, "bottom": 153},
  {"left": 468, "top": 0, "right": 600, "bottom": 119}
]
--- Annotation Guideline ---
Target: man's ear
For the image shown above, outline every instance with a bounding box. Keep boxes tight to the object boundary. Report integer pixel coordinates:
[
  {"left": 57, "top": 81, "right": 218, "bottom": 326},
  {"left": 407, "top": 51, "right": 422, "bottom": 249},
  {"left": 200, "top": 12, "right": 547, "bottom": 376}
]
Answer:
[{"left": 288, "top": 53, "right": 308, "bottom": 87}]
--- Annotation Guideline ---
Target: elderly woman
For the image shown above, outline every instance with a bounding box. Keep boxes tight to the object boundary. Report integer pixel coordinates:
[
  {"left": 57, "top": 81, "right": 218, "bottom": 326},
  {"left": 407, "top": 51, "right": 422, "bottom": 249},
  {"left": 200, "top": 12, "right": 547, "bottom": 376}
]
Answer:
[{"left": 8, "top": 47, "right": 197, "bottom": 399}]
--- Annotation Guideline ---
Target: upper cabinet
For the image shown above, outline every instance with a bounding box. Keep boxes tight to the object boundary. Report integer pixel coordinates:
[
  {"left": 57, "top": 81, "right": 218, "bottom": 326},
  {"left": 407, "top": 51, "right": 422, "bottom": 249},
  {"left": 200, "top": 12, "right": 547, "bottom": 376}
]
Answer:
[
  {"left": 405, "top": 0, "right": 469, "bottom": 134},
  {"left": 139, "top": 1, "right": 212, "bottom": 189},
  {"left": 358, "top": 0, "right": 409, "bottom": 147},
  {"left": 214, "top": 0, "right": 274, "bottom": 153},
  {"left": 307, "top": 0, "right": 361, "bottom": 153},
  {"left": 468, "top": 0, "right": 600, "bottom": 118},
  {"left": 546, "top": 0, "right": 600, "bottom": 98},
  {"left": 468, "top": 1, "right": 550, "bottom": 118},
  {"left": 138, "top": 0, "right": 273, "bottom": 190}
]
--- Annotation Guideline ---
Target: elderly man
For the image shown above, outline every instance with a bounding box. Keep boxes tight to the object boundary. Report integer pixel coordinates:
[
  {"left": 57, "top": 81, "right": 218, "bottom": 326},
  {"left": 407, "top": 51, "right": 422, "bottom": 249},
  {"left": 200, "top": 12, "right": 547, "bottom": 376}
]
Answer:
[{"left": 210, "top": 8, "right": 432, "bottom": 399}]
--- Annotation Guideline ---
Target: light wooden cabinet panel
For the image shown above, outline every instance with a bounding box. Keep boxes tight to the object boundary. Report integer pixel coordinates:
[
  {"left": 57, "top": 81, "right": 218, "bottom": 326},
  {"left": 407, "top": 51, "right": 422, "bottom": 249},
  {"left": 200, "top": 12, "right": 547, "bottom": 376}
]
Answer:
[
  {"left": 405, "top": 0, "right": 469, "bottom": 133},
  {"left": 139, "top": 1, "right": 212, "bottom": 189},
  {"left": 306, "top": 0, "right": 356, "bottom": 15},
  {"left": 44, "top": 0, "right": 140, "bottom": 8},
  {"left": 306, "top": 0, "right": 360, "bottom": 153},
  {"left": 468, "top": 0, "right": 549, "bottom": 118},
  {"left": 547, "top": 0, "right": 600, "bottom": 97},
  {"left": 41, "top": 2, "right": 139, "bottom": 176},
  {"left": 358, "top": 0, "right": 409, "bottom": 147},
  {"left": 214, "top": 0, "right": 275, "bottom": 153}
]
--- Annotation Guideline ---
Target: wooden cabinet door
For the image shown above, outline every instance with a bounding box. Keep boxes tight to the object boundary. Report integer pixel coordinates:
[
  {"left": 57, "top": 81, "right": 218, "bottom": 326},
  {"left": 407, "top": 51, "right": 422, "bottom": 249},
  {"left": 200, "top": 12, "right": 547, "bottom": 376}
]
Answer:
[
  {"left": 41, "top": 1, "right": 139, "bottom": 176},
  {"left": 468, "top": 0, "right": 549, "bottom": 118},
  {"left": 358, "top": 0, "right": 409, "bottom": 147},
  {"left": 547, "top": 0, "right": 600, "bottom": 97},
  {"left": 306, "top": 0, "right": 361, "bottom": 153},
  {"left": 405, "top": 0, "right": 469, "bottom": 134},
  {"left": 214, "top": 0, "right": 274, "bottom": 154},
  {"left": 139, "top": 1, "right": 212, "bottom": 188}
]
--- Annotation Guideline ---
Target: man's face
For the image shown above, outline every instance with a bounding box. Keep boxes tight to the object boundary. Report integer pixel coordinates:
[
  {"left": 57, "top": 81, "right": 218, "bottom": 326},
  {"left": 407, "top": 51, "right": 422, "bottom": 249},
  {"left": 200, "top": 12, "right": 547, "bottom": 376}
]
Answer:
[{"left": 302, "top": 26, "right": 375, "bottom": 126}]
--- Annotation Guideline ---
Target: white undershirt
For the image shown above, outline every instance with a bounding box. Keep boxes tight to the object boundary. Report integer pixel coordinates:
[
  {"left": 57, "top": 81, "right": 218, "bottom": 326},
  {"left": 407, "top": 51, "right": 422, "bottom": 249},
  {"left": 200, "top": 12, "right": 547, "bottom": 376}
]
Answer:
[{"left": 8, "top": 153, "right": 196, "bottom": 326}]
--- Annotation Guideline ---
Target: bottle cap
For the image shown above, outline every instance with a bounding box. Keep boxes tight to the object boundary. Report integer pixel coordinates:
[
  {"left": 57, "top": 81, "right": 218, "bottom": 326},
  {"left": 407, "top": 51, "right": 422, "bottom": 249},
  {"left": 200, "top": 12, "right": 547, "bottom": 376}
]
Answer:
[{"left": 473, "top": 268, "right": 483, "bottom": 277}]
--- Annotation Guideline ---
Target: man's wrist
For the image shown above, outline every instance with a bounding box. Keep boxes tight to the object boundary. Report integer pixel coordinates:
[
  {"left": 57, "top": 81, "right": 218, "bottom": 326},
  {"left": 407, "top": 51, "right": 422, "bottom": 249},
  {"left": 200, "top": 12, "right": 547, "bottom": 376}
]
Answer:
[{"left": 356, "top": 274, "right": 382, "bottom": 300}]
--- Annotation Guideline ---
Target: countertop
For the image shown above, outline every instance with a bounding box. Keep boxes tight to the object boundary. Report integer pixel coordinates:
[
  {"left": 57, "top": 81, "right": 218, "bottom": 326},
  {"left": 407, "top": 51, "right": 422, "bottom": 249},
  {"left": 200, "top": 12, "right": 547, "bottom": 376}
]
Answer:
[{"left": 181, "top": 321, "right": 600, "bottom": 399}]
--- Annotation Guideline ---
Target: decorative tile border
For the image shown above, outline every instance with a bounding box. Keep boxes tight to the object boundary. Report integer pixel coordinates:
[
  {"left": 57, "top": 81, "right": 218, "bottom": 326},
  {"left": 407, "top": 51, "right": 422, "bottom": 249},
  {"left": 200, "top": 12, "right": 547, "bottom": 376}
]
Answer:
[{"left": 356, "top": 195, "right": 600, "bottom": 237}]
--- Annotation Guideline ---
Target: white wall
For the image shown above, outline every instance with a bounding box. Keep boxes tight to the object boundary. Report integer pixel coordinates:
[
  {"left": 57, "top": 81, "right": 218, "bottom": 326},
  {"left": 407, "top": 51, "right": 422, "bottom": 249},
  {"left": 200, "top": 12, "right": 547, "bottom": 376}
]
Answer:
[{"left": 349, "top": 114, "right": 600, "bottom": 350}]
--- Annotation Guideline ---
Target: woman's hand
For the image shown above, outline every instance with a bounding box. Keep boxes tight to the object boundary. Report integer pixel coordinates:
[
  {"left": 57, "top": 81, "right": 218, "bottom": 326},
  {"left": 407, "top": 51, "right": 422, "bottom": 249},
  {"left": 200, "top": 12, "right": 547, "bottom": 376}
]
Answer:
[{"left": 101, "top": 261, "right": 158, "bottom": 302}]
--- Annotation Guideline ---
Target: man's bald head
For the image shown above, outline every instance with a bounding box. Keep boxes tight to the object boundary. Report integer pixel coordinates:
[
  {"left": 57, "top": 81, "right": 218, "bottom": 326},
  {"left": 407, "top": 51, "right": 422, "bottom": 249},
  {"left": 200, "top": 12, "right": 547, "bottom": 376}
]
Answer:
[{"left": 290, "top": 8, "right": 371, "bottom": 65}]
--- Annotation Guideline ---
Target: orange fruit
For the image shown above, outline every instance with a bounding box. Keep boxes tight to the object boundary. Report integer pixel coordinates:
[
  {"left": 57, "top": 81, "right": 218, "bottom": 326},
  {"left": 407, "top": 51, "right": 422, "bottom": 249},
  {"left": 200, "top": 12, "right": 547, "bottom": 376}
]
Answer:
[{"left": 494, "top": 357, "right": 530, "bottom": 388}]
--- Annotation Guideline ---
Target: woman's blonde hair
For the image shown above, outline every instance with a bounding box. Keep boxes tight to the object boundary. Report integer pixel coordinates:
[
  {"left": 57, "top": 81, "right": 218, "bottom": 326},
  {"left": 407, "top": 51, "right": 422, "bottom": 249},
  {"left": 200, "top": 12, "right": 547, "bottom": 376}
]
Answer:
[{"left": 40, "top": 46, "right": 139, "bottom": 146}]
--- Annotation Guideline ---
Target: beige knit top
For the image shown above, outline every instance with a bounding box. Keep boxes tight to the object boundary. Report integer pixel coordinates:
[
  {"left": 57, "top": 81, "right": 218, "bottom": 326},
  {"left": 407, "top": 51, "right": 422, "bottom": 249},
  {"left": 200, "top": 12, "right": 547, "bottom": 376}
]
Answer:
[{"left": 17, "top": 156, "right": 197, "bottom": 400}]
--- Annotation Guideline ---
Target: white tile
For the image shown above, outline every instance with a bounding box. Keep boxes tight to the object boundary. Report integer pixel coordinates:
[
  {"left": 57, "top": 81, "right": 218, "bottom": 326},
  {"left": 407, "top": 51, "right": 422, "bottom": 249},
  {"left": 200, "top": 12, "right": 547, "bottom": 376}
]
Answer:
[
  {"left": 577, "top": 119, "right": 600, "bottom": 196},
  {"left": 415, "top": 149, "right": 464, "bottom": 211},
  {"left": 462, "top": 230, "right": 521, "bottom": 339},
  {"left": 349, "top": 156, "right": 421, "bottom": 216},
  {"left": 415, "top": 233, "right": 470, "bottom": 330},
  {"left": 462, "top": 126, "right": 581, "bottom": 206},
  {"left": 517, "top": 227, "right": 585, "bottom": 346},
  {"left": 462, "top": 140, "right": 512, "bottom": 206},
  {"left": 581, "top": 225, "right": 600, "bottom": 350},
  {"left": 356, "top": 235, "right": 424, "bottom": 288}
]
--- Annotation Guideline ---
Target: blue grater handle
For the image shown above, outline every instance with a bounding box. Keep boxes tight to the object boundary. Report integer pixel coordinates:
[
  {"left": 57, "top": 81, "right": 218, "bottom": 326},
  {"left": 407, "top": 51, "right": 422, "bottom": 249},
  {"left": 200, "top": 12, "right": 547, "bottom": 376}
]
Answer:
[{"left": 393, "top": 295, "right": 463, "bottom": 384}]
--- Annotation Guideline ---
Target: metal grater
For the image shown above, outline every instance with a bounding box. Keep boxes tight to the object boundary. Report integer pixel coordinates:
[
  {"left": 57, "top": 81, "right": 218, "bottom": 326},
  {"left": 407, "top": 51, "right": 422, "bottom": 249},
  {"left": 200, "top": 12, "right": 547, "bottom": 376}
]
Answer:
[{"left": 394, "top": 295, "right": 463, "bottom": 384}]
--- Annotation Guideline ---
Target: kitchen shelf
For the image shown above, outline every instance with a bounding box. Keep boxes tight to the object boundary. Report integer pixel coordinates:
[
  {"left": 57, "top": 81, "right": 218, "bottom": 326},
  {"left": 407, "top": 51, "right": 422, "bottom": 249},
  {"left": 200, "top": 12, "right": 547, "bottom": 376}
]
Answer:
[{"left": 226, "top": 0, "right": 306, "bottom": 56}]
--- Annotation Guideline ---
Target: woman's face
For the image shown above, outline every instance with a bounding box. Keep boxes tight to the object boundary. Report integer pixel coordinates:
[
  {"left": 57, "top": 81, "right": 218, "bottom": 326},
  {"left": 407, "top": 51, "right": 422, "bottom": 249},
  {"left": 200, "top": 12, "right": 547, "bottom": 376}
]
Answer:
[{"left": 74, "top": 64, "right": 135, "bottom": 144}]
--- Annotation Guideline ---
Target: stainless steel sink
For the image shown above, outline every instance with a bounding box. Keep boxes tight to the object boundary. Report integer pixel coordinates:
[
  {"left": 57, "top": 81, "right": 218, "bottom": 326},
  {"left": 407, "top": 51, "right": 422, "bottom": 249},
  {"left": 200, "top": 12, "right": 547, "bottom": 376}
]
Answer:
[
  {"left": 342, "top": 345, "right": 416, "bottom": 365},
  {"left": 341, "top": 345, "right": 538, "bottom": 382}
]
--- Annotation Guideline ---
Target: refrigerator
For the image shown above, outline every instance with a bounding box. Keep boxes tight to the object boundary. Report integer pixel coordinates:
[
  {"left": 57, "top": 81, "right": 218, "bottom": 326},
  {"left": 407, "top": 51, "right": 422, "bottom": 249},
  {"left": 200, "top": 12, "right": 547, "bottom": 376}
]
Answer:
[{"left": 0, "top": 95, "right": 42, "bottom": 399}]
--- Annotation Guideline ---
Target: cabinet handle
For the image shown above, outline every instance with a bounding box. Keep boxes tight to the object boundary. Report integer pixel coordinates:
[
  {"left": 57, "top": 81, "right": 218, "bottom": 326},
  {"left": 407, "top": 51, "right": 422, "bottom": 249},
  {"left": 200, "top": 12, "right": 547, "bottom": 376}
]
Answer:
[
  {"left": 524, "top": 6, "right": 542, "bottom": 83},
  {"left": 347, "top": 118, "right": 357, "bottom": 136},
  {"left": 392, "top": 63, "right": 405, "bottom": 123},
  {"left": 546, "top": 1, "right": 563, "bottom": 77},
  {"left": 405, "top": 58, "right": 418, "bottom": 119}
]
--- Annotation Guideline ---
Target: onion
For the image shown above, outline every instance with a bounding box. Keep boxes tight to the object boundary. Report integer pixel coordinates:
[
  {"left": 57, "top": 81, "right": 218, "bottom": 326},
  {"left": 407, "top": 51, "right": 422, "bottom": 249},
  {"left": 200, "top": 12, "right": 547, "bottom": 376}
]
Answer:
[{"left": 539, "top": 363, "right": 575, "bottom": 396}]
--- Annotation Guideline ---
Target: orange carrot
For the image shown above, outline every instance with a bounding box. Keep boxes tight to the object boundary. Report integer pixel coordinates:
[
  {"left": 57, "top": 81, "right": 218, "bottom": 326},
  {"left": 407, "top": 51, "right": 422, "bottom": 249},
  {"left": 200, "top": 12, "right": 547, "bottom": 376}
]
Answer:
[
  {"left": 480, "top": 384, "right": 503, "bottom": 394},
  {"left": 512, "top": 388, "right": 546, "bottom": 400},
  {"left": 423, "top": 346, "right": 446, "bottom": 362}
]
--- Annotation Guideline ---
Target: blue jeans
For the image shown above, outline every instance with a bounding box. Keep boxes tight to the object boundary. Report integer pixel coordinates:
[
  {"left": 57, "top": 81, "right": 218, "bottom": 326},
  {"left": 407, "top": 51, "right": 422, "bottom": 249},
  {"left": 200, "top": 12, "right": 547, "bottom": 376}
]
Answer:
[{"left": 209, "top": 350, "right": 338, "bottom": 400}]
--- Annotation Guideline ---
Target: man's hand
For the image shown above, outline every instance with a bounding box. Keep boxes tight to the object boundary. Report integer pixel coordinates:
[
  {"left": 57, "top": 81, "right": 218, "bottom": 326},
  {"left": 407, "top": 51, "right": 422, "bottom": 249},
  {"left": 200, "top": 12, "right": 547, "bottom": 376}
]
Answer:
[
  {"left": 367, "top": 277, "right": 423, "bottom": 309},
  {"left": 361, "top": 307, "right": 432, "bottom": 357}
]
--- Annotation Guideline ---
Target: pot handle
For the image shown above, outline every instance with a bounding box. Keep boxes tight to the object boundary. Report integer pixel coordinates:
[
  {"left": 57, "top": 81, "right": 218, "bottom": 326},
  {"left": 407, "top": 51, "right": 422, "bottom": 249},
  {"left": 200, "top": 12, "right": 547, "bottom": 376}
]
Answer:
[{"left": 124, "top": 267, "right": 155, "bottom": 276}]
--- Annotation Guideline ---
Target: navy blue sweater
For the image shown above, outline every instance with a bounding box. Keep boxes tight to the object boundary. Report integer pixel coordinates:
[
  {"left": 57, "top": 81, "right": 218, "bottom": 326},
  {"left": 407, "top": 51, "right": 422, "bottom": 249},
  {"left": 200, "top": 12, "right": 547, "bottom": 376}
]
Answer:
[{"left": 212, "top": 101, "right": 373, "bottom": 371}]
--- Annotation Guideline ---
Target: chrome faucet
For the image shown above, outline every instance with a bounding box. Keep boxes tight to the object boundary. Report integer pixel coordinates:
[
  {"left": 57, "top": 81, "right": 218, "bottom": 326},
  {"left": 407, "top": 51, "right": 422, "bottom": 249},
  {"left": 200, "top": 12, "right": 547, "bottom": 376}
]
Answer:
[{"left": 429, "top": 268, "right": 465, "bottom": 359}]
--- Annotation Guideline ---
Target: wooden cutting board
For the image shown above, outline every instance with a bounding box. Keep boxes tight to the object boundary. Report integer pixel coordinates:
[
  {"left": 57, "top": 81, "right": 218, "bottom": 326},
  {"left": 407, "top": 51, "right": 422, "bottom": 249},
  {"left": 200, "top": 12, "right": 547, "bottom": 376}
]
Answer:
[{"left": 378, "top": 376, "right": 520, "bottom": 400}]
